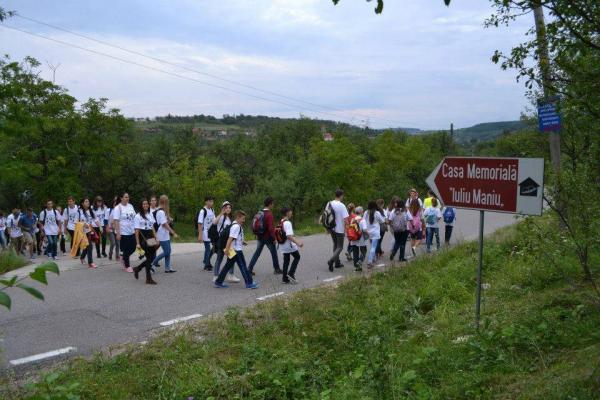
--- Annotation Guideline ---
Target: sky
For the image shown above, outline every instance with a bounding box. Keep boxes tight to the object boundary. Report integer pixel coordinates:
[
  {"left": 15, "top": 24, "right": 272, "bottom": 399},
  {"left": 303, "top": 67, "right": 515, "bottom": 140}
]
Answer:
[{"left": 1, "top": 0, "right": 532, "bottom": 129}]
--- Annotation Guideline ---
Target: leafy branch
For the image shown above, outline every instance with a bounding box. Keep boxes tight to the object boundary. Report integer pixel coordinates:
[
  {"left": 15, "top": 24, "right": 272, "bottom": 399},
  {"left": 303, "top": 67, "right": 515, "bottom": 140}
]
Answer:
[{"left": 0, "top": 261, "right": 60, "bottom": 310}]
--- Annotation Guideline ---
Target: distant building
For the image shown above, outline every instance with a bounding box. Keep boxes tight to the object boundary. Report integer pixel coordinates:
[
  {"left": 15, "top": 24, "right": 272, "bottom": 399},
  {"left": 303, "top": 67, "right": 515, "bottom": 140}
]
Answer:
[{"left": 323, "top": 132, "right": 334, "bottom": 142}]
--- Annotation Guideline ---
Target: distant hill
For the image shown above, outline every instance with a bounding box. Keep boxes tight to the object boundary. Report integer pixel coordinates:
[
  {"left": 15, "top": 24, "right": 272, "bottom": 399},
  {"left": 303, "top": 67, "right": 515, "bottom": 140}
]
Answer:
[{"left": 452, "top": 120, "right": 529, "bottom": 143}]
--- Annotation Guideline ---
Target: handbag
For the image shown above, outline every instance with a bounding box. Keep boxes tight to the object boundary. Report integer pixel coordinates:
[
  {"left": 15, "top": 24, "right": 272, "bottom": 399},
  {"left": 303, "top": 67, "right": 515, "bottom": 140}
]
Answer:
[
  {"left": 89, "top": 229, "right": 100, "bottom": 244},
  {"left": 145, "top": 237, "right": 159, "bottom": 247}
]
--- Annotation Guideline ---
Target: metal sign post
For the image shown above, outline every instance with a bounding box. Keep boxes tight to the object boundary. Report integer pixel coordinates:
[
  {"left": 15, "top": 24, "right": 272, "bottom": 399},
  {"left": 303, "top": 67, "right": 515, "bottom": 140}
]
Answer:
[{"left": 475, "top": 210, "right": 484, "bottom": 330}]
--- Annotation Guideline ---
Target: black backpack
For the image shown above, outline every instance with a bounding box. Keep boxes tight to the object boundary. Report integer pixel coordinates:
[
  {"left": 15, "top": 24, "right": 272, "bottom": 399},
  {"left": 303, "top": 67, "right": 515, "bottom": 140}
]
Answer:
[
  {"left": 320, "top": 202, "right": 336, "bottom": 231},
  {"left": 208, "top": 223, "right": 219, "bottom": 244},
  {"left": 152, "top": 208, "right": 162, "bottom": 232},
  {"left": 195, "top": 207, "right": 208, "bottom": 234},
  {"left": 216, "top": 222, "right": 237, "bottom": 251}
]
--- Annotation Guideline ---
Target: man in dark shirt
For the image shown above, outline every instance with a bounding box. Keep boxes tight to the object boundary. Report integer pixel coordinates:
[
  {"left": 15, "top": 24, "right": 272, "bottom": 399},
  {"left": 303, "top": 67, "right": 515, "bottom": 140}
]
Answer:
[
  {"left": 247, "top": 196, "right": 282, "bottom": 275},
  {"left": 19, "top": 208, "right": 38, "bottom": 260}
]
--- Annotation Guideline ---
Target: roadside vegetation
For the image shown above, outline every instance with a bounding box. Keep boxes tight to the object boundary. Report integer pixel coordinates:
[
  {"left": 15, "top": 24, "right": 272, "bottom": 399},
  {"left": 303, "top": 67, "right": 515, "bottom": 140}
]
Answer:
[
  {"left": 4, "top": 215, "right": 598, "bottom": 399},
  {"left": 0, "top": 250, "right": 28, "bottom": 275}
]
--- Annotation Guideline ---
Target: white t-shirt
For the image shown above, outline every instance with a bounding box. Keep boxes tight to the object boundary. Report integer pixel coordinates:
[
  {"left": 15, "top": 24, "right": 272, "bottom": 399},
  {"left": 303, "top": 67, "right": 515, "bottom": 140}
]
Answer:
[
  {"left": 0, "top": 216, "right": 6, "bottom": 231},
  {"left": 155, "top": 209, "right": 171, "bottom": 242},
  {"left": 93, "top": 206, "right": 107, "bottom": 227},
  {"left": 364, "top": 210, "right": 385, "bottom": 240},
  {"left": 113, "top": 203, "right": 136, "bottom": 236},
  {"left": 79, "top": 209, "right": 98, "bottom": 233},
  {"left": 329, "top": 200, "right": 349, "bottom": 234},
  {"left": 197, "top": 207, "right": 215, "bottom": 242},
  {"left": 62, "top": 205, "right": 81, "bottom": 231},
  {"left": 6, "top": 214, "right": 22, "bottom": 238},
  {"left": 228, "top": 222, "right": 244, "bottom": 251},
  {"left": 134, "top": 212, "right": 155, "bottom": 231},
  {"left": 216, "top": 215, "right": 232, "bottom": 232},
  {"left": 423, "top": 207, "right": 442, "bottom": 229},
  {"left": 405, "top": 198, "right": 423, "bottom": 209},
  {"left": 279, "top": 220, "right": 298, "bottom": 253},
  {"left": 350, "top": 216, "right": 367, "bottom": 247},
  {"left": 40, "top": 209, "right": 63, "bottom": 235}
]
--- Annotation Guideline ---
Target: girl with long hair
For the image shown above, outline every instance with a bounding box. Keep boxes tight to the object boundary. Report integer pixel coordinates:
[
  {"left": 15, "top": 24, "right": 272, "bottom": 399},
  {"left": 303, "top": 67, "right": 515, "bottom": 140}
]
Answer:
[
  {"left": 113, "top": 193, "right": 137, "bottom": 273},
  {"left": 212, "top": 201, "right": 240, "bottom": 282},
  {"left": 92, "top": 196, "right": 108, "bottom": 259},
  {"left": 152, "top": 195, "right": 179, "bottom": 273},
  {"left": 133, "top": 199, "right": 158, "bottom": 285},
  {"left": 107, "top": 196, "right": 121, "bottom": 261},
  {"left": 407, "top": 198, "right": 424, "bottom": 257},
  {"left": 364, "top": 200, "right": 386, "bottom": 269},
  {"left": 79, "top": 197, "right": 100, "bottom": 269}
]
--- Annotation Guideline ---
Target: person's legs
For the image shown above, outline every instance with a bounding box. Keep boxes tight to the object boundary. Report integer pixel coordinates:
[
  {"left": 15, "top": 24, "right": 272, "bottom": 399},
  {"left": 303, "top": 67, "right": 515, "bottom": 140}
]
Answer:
[
  {"left": 59, "top": 234, "right": 66, "bottom": 254},
  {"left": 160, "top": 240, "right": 172, "bottom": 270},
  {"left": 425, "top": 227, "right": 433, "bottom": 253},
  {"left": 352, "top": 244, "right": 360, "bottom": 268},
  {"left": 216, "top": 256, "right": 235, "bottom": 284},
  {"left": 0, "top": 230, "right": 6, "bottom": 250},
  {"left": 282, "top": 252, "right": 291, "bottom": 282},
  {"left": 101, "top": 226, "right": 108, "bottom": 256},
  {"left": 203, "top": 241, "right": 213, "bottom": 268},
  {"left": 376, "top": 230, "right": 385, "bottom": 256},
  {"left": 247, "top": 239, "right": 265, "bottom": 273},
  {"left": 444, "top": 225, "right": 453, "bottom": 245},
  {"left": 289, "top": 251, "right": 300, "bottom": 278},
  {"left": 360, "top": 246, "right": 367, "bottom": 262},
  {"left": 213, "top": 250, "right": 224, "bottom": 276},
  {"left": 367, "top": 238, "right": 379, "bottom": 265},
  {"left": 390, "top": 231, "right": 401, "bottom": 259},
  {"left": 434, "top": 228, "right": 440, "bottom": 249},
  {"left": 121, "top": 235, "right": 136, "bottom": 269},
  {"left": 108, "top": 231, "right": 115, "bottom": 259},
  {"left": 329, "top": 233, "right": 344, "bottom": 266},
  {"left": 265, "top": 238, "right": 281, "bottom": 271},
  {"left": 47, "top": 235, "right": 57, "bottom": 258},
  {"left": 399, "top": 231, "right": 409, "bottom": 261},
  {"left": 153, "top": 241, "right": 167, "bottom": 266},
  {"left": 93, "top": 227, "right": 101, "bottom": 257},
  {"left": 235, "top": 252, "right": 254, "bottom": 286}
]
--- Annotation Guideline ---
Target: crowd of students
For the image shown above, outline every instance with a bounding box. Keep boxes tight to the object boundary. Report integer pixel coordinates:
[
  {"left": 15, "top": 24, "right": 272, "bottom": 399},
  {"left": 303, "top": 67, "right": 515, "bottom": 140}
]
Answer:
[{"left": 0, "top": 188, "right": 455, "bottom": 290}]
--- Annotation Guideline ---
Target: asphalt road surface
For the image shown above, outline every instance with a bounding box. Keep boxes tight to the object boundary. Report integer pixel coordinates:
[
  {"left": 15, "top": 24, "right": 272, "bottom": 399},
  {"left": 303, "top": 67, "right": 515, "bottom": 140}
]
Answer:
[{"left": 0, "top": 209, "right": 515, "bottom": 372}]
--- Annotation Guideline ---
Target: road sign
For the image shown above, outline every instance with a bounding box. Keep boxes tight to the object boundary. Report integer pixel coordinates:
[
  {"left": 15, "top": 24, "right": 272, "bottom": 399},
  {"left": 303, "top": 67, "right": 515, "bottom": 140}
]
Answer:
[
  {"left": 426, "top": 157, "right": 544, "bottom": 216},
  {"left": 426, "top": 156, "right": 545, "bottom": 330},
  {"left": 537, "top": 97, "right": 561, "bottom": 133}
]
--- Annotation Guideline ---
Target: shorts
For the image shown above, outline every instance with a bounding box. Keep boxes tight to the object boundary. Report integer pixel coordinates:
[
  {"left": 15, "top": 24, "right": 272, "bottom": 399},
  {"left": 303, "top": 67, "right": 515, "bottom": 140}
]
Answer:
[
  {"left": 22, "top": 232, "right": 34, "bottom": 245},
  {"left": 409, "top": 230, "right": 422, "bottom": 240}
]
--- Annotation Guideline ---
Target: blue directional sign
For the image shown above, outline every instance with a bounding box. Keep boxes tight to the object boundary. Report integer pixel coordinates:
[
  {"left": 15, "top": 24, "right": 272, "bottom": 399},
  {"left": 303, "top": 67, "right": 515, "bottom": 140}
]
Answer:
[{"left": 537, "top": 97, "right": 561, "bottom": 133}]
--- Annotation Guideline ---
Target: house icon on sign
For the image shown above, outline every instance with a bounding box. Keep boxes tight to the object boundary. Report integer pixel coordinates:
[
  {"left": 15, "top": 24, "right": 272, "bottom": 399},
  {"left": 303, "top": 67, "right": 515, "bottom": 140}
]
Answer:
[{"left": 519, "top": 177, "right": 540, "bottom": 197}]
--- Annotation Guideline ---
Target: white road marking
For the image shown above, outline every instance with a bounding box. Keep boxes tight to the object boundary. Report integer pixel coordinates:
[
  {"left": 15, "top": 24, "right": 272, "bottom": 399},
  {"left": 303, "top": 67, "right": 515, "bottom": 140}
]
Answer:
[
  {"left": 323, "top": 275, "right": 343, "bottom": 282},
  {"left": 9, "top": 346, "right": 76, "bottom": 366},
  {"left": 375, "top": 263, "right": 386, "bottom": 268},
  {"left": 257, "top": 292, "right": 285, "bottom": 301},
  {"left": 159, "top": 314, "right": 203, "bottom": 327}
]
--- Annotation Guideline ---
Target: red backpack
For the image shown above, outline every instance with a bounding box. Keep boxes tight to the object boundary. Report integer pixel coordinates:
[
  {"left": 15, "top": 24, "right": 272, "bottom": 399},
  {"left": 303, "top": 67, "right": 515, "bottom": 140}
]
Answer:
[
  {"left": 274, "top": 219, "right": 288, "bottom": 244},
  {"left": 345, "top": 215, "right": 362, "bottom": 241}
]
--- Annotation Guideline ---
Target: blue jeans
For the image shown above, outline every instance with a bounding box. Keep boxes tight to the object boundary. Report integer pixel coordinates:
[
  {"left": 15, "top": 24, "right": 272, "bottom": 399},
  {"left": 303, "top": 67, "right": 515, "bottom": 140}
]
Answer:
[
  {"left": 46, "top": 235, "right": 58, "bottom": 258},
  {"left": 368, "top": 238, "right": 380, "bottom": 264},
  {"left": 426, "top": 227, "right": 440, "bottom": 253},
  {"left": 248, "top": 238, "right": 280, "bottom": 272},
  {"left": 217, "top": 250, "right": 253, "bottom": 285},
  {"left": 153, "top": 240, "right": 172, "bottom": 270},
  {"left": 214, "top": 250, "right": 234, "bottom": 276},
  {"left": 203, "top": 241, "right": 213, "bottom": 267},
  {"left": 0, "top": 230, "right": 6, "bottom": 249}
]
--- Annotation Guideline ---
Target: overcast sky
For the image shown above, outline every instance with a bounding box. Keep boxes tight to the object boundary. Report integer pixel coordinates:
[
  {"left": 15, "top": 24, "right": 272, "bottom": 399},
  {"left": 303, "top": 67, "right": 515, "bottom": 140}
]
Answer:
[{"left": 2, "top": 0, "right": 532, "bottom": 129}]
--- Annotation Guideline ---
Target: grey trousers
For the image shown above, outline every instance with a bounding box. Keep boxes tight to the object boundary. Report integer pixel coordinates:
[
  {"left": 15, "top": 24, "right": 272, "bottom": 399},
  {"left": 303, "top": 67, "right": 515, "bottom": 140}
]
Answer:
[{"left": 328, "top": 232, "right": 345, "bottom": 265}]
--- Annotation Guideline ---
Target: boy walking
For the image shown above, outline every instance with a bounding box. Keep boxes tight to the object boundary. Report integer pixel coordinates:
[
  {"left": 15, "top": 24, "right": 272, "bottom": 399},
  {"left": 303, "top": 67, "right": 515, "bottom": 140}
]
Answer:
[
  {"left": 40, "top": 200, "right": 63, "bottom": 260},
  {"left": 325, "top": 189, "right": 349, "bottom": 272},
  {"left": 197, "top": 196, "right": 215, "bottom": 271},
  {"left": 279, "top": 207, "right": 303, "bottom": 284},
  {"left": 214, "top": 210, "right": 259, "bottom": 289},
  {"left": 247, "top": 197, "right": 282, "bottom": 275},
  {"left": 423, "top": 198, "right": 442, "bottom": 253}
]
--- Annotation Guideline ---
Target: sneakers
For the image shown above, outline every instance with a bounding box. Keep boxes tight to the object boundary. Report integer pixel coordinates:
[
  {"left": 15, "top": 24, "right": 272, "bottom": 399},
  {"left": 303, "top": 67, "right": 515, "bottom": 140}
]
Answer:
[
  {"left": 226, "top": 274, "right": 241, "bottom": 283},
  {"left": 288, "top": 275, "right": 298, "bottom": 285},
  {"left": 411, "top": 246, "right": 416, "bottom": 257},
  {"left": 203, "top": 265, "right": 213, "bottom": 272},
  {"left": 335, "top": 263, "right": 344, "bottom": 269},
  {"left": 345, "top": 252, "right": 352, "bottom": 261},
  {"left": 214, "top": 281, "right": 228, "bottom": 288},
  {"left": 212, "top": 276, "right": 218, "bottom": 283},
  {"left": 246, "top": 282, "right": 259, "bottom": 289},
  {"left": 126, "top": 266, "right": 134, "bottom": 273},
  {"left": 88, "top": 263, "right": 97, "bottom": 269},
  {"left": 327, "top": 260, "right": 334, "bottom": 272},
  {"left": 165, "top": 269, "right": 177, "bottom": 273}
]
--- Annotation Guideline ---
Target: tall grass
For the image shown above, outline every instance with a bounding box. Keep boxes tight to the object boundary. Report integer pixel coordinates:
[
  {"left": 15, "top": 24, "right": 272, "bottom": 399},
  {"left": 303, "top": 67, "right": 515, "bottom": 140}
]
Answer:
[
  {"left": 0, "top": 249, "right": 28, "bottom": 274},
  {"left": 7, "top": 216, "right": 600, "bottom": 399}
]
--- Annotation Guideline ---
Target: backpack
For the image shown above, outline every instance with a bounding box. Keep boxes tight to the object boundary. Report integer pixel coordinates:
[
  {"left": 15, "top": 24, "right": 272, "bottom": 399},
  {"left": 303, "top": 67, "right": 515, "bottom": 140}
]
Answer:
[
  {"left": 425, "top": 209, "right": 437, "bottom": 226},
  {"left": 274, "top": 219, "right": 288, "bottom": 244},
  {"left": 391, "top": 210, "right": 408, "bottom": 233},
  {"left": 443, "top": 207, "right": 456, "bottom": 224},
  {"left": 152, "top": 208, "right": 162, "bottom": 232},
  {"left": 346, "top": 216, "right": 362, "bottom": 242},
  {"left": 217, "top": 222, "right": 238, "bottom": 251},
  {"left": 408, "top": 211, "right": 422, "bottom": 233},
  {"left": 320, "top": 202, "right": 336, "bottom": 231},
  {"left": 208, "top": 223, "right": 219, "bottom": 244},
  {"left": 252, "top": 210, "right": 266, "bottom": 236}
]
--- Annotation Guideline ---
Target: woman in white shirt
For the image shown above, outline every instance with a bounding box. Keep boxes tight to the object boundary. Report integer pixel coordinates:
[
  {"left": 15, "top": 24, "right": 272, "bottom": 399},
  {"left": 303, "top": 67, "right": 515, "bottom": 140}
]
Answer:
[
  {"left": 79, "top": 197, "right": 100, "bottom": 269},
  {"left": 92, "top": 196, "right": 108, "bottom": 259},
  {"left": 212, "top": 201, "right": 240, "bottom": 283},
  {"left": 133, "top": 199, "right": 158, "bottom": 285},
  {"left": 365, "top": 200, "right": 386, "bottom": 269},
  {"left": 279, "top": 207, "right": 304, "bottom": 284},
  {"left": 151, "top": 195, "right": 179, "bottom": 273},
  {"left": 113, "top": 193, "right": 137, "bottom": 273}
]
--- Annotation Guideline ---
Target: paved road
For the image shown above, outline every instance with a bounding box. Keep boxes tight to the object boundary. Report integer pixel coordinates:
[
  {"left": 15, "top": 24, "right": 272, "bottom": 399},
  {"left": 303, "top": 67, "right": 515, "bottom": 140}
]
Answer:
[{"left": 0, "top": 209, "right": 515, "bottom": 371}]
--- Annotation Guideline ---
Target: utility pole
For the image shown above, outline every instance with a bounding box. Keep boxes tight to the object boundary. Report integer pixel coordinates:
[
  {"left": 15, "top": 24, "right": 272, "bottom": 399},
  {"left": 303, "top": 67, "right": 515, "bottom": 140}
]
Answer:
[
  {"left": 450, "top": 122, "right": 454, "bottom": 155},
  {"left": 533, "top": 4, "right": 561, "bottom": 177},
  {"left": 46, "top": 61, "right": 61, "bottom": 84}
]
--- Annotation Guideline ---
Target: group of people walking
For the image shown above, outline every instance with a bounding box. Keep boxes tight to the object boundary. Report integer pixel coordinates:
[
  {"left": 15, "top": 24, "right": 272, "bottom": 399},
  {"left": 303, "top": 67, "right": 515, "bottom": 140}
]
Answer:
[{"left": 0, "top": 187, "right": 455, "bottom": 290}]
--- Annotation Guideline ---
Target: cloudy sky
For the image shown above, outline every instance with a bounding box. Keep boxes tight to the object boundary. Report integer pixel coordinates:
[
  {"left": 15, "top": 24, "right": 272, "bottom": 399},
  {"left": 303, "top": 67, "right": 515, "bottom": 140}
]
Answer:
[{"left": 2, "top": 0, "right": 532, "bottom": 129}]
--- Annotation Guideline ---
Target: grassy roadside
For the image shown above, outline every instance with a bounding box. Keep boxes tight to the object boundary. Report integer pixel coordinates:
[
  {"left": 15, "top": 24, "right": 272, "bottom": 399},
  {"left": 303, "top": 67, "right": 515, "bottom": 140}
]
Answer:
[
  {"left": 0, "top": 249, "right": 29, "bottom": 274},
  {"left": 3, "top": 216, "right": 599, "bottom": 399}
]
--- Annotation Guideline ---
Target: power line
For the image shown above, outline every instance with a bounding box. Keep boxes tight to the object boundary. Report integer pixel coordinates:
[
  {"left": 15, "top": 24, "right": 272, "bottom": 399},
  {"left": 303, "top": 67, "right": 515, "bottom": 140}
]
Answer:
[
  {"left": 13, "top": 13, "right": 410, "bottom": 127},
  {"left": 1, "top": 23, "right": 365, "bottom": 125}
]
